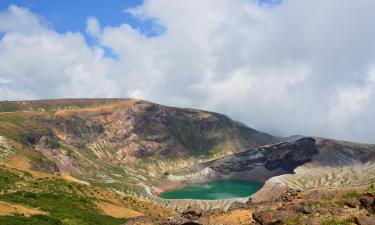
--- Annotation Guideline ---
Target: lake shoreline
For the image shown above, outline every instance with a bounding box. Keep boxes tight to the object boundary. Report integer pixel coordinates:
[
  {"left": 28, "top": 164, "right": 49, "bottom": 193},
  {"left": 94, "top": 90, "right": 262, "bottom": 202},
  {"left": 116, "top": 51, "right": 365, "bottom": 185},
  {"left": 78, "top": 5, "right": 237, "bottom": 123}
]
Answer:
[{"left": 157, "top": 180, "right": 263, "bottom": 200}]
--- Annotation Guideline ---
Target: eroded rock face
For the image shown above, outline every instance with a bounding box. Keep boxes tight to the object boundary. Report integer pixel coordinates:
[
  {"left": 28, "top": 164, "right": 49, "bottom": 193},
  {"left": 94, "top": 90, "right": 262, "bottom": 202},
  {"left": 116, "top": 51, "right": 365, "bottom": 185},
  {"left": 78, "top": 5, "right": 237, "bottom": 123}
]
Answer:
[
  {"left": 2, "top": 99, "right": 278, "bottom": 182},
  {"left": 262, "top": 137, "right": 318, "bottom": 171},
  {"left": 218, "top": 137, "right": 318, "bottom": 174},
  {"left": 171, "top": 138, "right": 318, "bottom": 183},
  {"left": 20, "top": 128, "right": 59, "bottom": 149},
  {"left": 43, "top": 100, "right": 277, "bottom": 162},
  {"left": 52, "top": 115, "right": 104, "bottom": 148}
]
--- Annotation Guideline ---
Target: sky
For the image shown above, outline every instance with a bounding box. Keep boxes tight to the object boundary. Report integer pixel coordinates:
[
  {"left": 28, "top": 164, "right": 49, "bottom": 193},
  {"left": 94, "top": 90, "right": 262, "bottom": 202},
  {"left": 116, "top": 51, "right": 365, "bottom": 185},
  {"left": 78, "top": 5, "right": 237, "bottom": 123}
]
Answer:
[{"left": 0, "top": 0, "right": 375, "bottom": 143}]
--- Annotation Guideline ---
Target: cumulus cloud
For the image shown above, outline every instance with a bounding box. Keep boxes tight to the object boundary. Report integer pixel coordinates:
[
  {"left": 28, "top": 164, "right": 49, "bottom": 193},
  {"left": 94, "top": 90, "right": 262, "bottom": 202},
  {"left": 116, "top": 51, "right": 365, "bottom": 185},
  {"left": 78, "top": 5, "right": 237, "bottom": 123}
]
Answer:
[
  {"left": 0, "top": 4, "right": 46, "bottom": 34},
  {"left": 1, "top": 1, "right": 375, "bottom": 143},
  {"left": 86, "top": 16, "right": 101, "bottom": 37},
  {"left": 0, "top": 5, "right": 120, "bottom": 100}
]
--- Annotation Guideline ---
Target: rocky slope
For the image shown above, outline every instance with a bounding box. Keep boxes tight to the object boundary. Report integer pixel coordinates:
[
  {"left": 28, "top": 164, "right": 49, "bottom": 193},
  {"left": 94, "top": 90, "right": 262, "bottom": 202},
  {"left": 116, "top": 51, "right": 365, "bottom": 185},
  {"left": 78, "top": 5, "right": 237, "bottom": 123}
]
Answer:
[
  {"left": 165, "top": 137, "right": 318, "bottom": 183},
  {"left": 0, "top": 98, "right": 276, "bottom": 189}
]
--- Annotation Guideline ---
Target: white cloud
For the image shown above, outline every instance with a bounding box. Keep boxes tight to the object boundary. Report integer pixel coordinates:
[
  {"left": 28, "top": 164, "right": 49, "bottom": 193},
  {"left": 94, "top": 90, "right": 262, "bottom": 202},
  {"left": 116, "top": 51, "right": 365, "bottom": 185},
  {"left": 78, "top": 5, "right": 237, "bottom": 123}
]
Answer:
[
  {"left": 86, "top": 16, "right": 101, "bottom": 37},
  {"left": 0, "top": 5, "right": 120, "bottom": 100},
  {"left": 0, "top": 4, "right": 46, "bottom": 34},
  {"left": 1, "top": 1, "right": 375, "bottom": 143},
  {"left": 328, "top": 86, "right": 371, "bottom": 127}
]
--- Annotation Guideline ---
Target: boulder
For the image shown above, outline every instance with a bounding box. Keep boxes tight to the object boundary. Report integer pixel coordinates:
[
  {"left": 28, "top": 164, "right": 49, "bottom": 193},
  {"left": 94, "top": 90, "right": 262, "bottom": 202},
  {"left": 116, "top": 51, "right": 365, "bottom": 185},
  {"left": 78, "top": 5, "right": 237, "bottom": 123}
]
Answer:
[
  {"left": 280, "top": 188, "right": 301, "bottom": 202},
  {"left": 253, "top": 210, "right": 294, "bottom": 225},
  {"left": 182, "top": 205, "right": 203, "bottom": 220},
  {"left": 359, "top": 195, "right": 375, "bottom": 213},
  {"left": 354, "top": 216, "right": 375, "bottom": 225},
  {"left": 293, "top": 203, "right": 315, "bottom": 214},
  {"left": 346, "top": 198, "right": 361, "bottom": 208}
]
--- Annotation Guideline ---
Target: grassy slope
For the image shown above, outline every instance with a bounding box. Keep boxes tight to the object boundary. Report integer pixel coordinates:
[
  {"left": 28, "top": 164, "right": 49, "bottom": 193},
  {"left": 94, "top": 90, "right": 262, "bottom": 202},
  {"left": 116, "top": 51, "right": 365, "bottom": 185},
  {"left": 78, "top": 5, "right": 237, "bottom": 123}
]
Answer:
[{"left": 0, "top": 166, "right": 128, "bottom": 225}]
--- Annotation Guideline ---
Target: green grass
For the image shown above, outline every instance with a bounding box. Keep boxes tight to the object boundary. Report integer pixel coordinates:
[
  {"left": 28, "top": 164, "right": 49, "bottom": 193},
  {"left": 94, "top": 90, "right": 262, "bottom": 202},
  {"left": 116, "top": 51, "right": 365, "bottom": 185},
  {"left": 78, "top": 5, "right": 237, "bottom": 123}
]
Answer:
[
  {"left": 0, "top": 167, "right": 24, "bottom": 192},
  {"left": 0, "top": 114, "right": 26, "bottom": 125},
  {"left": 0, "top": 176, "right": 128, "bottom": 225},
  {"left": 344, "top": 191, "right": 360, "bottom": 198},
  {"left": 367, "top": 184, "right": 375, "bottom": 194},
  {"left": 282, "top": 215, "right": 307, "bottom": 225},
  {"left": 0, "top": 99, "right": 126, "bottom": 114},
  {"left": 0, "top": 102, "right": 20, "bottom": 113},
  {"left": 0, "top": 214, "right": 62, "bottom": 225},
  {"left": 322, "top": 217, "right": 355, "bottom": 225},
  {"left": 0, "top": 191, "right": 127, "bottom": 225}
]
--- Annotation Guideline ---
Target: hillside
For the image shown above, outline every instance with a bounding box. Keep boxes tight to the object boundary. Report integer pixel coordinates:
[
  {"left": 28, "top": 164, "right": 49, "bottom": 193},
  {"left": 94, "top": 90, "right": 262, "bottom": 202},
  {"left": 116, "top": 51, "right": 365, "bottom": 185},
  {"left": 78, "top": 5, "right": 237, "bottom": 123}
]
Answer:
[{"left": 0, "top": 98, "right": 276, "bottom": 191}]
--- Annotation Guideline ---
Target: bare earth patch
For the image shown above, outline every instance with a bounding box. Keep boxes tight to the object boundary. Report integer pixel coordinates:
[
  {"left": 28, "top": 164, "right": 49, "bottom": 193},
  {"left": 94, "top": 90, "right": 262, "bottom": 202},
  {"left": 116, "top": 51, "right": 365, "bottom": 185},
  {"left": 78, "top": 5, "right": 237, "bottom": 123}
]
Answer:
[
  {"left": 60, "top": 173, "right": 90, "bottom": 185},
  {"left": 96, "top": 201, "right": 143, "bottom": 218},
  {"left": 7, "top": 155, "right": 51, "bottom": 178},
  {"left": 0, "top": 201, "right": 46, "bottom": 216},
  {"left": 201, "top": 209, "right": 252, "bottom": 225},
  {"left": 7, "top": 155, "right": 90, "bottom": 185}
]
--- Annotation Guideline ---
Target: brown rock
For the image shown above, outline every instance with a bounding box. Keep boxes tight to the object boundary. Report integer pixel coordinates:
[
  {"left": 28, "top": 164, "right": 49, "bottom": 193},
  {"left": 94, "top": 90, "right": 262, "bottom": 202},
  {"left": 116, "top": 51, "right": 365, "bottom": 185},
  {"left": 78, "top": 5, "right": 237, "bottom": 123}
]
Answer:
[
  {"left": 202, "top": 208, "right": 221, "bottom": 216},
  {"left": 182, "top": 205, "right": 203, "bottom": 220},
  {"left": 247, "top": 197, "right": 254, "bottom": 205},
  {"left": 346, "top": 198, "right": 361, "bottom": 208},
  {"left": 253, "top": 210, "right": 294, "bottom": 225},
  {"left": 161, "top": 215, "right": 202, "bottom": 225},
  {"left": 295, "top": 204, "right": 314, "bottom": 214},
  {"left": 359, "top": 195, "right": 375, "bottom": 213},
  {"left": 317, "top": 208, "right": 331, "bottom": 216},
  {"left": 280, "top": 188, "right": 301, "bottom": 202},
  {"left": 354, "top": 216, "right": 375, "bottom": 225},
  {"left": 229, "top": 201, "right": 249, "bottom": 210}
]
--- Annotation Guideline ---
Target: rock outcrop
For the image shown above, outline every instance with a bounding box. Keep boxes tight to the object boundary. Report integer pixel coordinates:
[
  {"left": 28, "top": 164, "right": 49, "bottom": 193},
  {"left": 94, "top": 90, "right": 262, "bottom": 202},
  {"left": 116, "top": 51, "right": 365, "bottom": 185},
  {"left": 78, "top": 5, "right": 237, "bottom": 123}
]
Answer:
[{"left": 164, "top": 137, "right": 318, "bottom": 184}]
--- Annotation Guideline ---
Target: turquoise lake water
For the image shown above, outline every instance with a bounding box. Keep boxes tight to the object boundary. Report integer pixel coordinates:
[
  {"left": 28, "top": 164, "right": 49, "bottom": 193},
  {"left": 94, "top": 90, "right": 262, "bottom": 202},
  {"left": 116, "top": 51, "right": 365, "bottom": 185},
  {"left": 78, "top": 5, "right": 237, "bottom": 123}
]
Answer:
[{"left": 159, "top": 180, "right": 263, "bottom": 200}]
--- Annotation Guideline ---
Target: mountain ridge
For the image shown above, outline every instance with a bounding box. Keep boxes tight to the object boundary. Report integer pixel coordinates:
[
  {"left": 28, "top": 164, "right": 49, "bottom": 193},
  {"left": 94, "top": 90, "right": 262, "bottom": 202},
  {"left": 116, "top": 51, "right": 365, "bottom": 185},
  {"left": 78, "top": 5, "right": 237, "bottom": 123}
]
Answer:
[{"left": 0, "top": 98, "right": 277, "bottom": 187}]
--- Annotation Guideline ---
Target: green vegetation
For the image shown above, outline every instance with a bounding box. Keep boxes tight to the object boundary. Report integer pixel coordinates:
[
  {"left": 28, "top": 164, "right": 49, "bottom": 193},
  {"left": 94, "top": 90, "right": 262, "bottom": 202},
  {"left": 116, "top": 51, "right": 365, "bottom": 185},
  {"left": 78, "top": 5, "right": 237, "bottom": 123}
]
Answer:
[
  {"left": 322, "top": 217, "right": 355, "bottom": 225},
  {"left": 341, "top": 184, "right": 375, "bottom": 200},
  {"left": 0, "top": 214, "right": 62, "bottom": 225},
  {"left": 0, "top": 99, "right": 124, "bottom": 113},
  {"left": 367, "top": 183, "right": 375, "bottom": 194},
  {"left": 0, "top": 102, "right": 20, "bottom": 113},
  {"left": 0, "top": 113, "right": 26, "bottom": 125},
  {"left": 282, "top": 215, "right": 306, "bottom": 225},
  {"left": 0, "top": 167, "right": 24, "bottom": 192},
  {"left": 344, "top": 190, "right": 360, "bottom": 198},
  {"left": 0, "top": 170, "right": 127, "bottom": 225},
  {"left": 0, "top": 191, "right": 127, "bottom": 225}
]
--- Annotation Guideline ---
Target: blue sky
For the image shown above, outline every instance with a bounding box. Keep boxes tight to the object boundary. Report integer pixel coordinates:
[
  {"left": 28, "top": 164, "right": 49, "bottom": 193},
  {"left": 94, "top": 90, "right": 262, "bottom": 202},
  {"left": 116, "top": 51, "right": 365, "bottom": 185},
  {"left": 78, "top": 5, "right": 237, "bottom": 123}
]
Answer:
[
  {"left": 0, "top": 0, "right": 279, "bottom": 37},
  {"left": 0, "top": 0, "right": 165, "bottom": 37}
]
